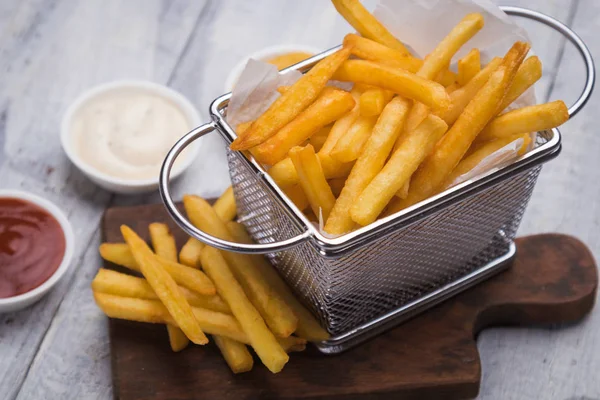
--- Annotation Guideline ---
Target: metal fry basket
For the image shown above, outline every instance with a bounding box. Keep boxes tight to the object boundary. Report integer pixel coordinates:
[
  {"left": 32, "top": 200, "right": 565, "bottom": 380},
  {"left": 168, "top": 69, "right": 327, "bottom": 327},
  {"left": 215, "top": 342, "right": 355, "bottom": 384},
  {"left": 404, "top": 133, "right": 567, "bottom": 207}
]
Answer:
[{"left": 160, "top": 7, "right": 594, "bottom": 353}]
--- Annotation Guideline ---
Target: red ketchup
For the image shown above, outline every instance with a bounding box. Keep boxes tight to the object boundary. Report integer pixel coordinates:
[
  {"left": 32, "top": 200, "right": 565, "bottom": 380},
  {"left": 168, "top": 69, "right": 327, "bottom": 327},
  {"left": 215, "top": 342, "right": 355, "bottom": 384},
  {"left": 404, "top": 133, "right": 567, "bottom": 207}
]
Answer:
[{"left": 0, "top": 198, "right": 66, "bottom": 298}]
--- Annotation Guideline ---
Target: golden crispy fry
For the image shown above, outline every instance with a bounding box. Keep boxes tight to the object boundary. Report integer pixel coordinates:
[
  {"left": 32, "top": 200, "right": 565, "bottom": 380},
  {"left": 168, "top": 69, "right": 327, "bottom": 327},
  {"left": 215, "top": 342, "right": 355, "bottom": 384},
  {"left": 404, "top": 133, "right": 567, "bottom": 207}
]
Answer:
[
  {"left": 267, "top": 52, "right": 314, "bottom": 70},
  {"left": 350, "top": 114, "right": 448, "bottom": 226},
  {"left": 213, "top": 186, "right": 237, "bottom": 222},
  {"left": 328, "top": 177, "right": 347, "bottom": 197},
  {"left": 167, "top": 325, "right": 189, "bottom": 352},
  {"left": 121, "top": 226, "right": 208, "bottom": 345},
  {"left": 359, "top": 88, "right": 394, "bottom": 117},
  {"left": 442, "top": 133, "right": 532, "bottom": 189},
  {"left": 402, "top": 102, "right": 431, "bottom": 137},
  {"left": 320, "top": 87, "right": 362, "bottom": 154},
  {"left": 148, "top": 223, "right": 178, "bottom": 262},
  {"left": 179, "top": 238, "right": 204, "bottom": 268},
  {"left": 343, "top": 34, "right": 457, "bottom": 86},
  {"left": 330, "top": 115, "right": 378, "bottom": 163},
  {"left": 331, "top": 0, "right": 410, "bottom": 54},
  {"left": 333, "top": 60, "right": 450, "bottom": 112},
  {"left": 93, "top": 292, "right": 248, "bottom": 343},
  {"left": 388, "top": 42, "right": 531, "bottom": 213},
  {"left": 397, "top": 180, "right": 410, "bottom": 199},
  {"left": 308, "top": 125, "right": 332, "bottom": 152},
  {"left": 290, "top": 145, "right": 337, "bottom": 221},
  {"left": 213, "top": 335, "right": 254, "bottom": 374},
  {"left": 252, "top": 88, "right": 356, "bottom": 165},
  {"left": 201, "top": 246, "right": 289, "bottom": 373},
  {"left": 476, "top": 100, "right": 568, "bottom": 143},
  {"left": 457, "top": 48, "right": 481, "bottom": 86},
  {"left": 99, "top": 243, "right": 216, "bottom": 296},
  {"left": 91, "top": 268, "right": 231, "bottom": 314},
  {"left": 277, "top": 336, "right": 308, "bottom": 353},
  {"left": 440, "top": 57, "right": 503, "bottom": 125},
  {"left": 226, "top": 221, "right": 330, "bottom": 342},
  {"left": 498, "top": 56, "right": 542, "bottom": 113},
  {"left": 325, "top": 97, "right": 410, "bottom": 234},
  {"left": 183, "top": 195, "right": 298, "bottom": 338},
  {"left": 418, "top": 13, "right": 484, "bottom": 80},
  {"left": 268, "top": 154, "right": 353, "bottom": 188},
  {"left": 283, "top": 184, "right": 309, "bottom": 211},
  {"left": 236, "top": 121, "right": 253, "bottom": 136},
  {"left": 231, "top": 47, "right": 352, "bottom": 150}
]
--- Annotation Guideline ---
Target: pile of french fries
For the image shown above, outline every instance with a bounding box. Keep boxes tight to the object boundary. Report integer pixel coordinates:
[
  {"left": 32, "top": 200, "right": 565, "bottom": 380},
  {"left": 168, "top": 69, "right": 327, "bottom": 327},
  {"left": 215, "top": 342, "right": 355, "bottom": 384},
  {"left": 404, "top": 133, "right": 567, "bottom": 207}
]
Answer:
[
  {"left": 92, "top": 188, "right": 329, "bottom": 374},
  {"left": 231, "top": 0, "right": 569, "bottom": 235}
]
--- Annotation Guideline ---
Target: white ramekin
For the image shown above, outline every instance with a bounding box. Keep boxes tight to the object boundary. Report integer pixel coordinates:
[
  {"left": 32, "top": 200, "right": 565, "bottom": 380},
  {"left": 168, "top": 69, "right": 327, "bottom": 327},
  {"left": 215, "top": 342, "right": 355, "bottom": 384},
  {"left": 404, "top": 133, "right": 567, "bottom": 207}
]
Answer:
[
  {"left": 0, "top": 190, "right": 75, "bottom": 313},
  {"left": 224, "top": 44, "right": 322, "bottom": 93},
  {"left": 61, "top": 80, "right": 202, "bottom": 194}
]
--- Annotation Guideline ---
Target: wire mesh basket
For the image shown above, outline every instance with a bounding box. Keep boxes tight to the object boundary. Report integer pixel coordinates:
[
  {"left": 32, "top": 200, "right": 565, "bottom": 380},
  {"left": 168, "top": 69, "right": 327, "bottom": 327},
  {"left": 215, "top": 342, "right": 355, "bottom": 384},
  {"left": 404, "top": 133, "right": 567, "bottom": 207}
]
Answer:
[{"left": 160, "top": 7, "right": 594, "bottom": 353}]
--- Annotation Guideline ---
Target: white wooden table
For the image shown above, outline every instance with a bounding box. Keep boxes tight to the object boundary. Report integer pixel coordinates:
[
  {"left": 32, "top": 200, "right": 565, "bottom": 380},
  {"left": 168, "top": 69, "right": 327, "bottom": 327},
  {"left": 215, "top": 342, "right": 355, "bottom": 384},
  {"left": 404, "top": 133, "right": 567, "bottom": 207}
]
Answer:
[{"left": 0, "top": 1, "right": 598, "bottom": 399}]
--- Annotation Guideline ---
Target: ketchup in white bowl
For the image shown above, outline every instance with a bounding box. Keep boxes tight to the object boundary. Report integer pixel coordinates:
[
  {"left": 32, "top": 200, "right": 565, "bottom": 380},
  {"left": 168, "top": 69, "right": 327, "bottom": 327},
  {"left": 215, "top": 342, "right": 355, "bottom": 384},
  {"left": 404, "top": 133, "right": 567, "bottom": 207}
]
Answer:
[
  {"left": 0, "top": 198, "right": 66, "bottom": 298},
  {"left": 0, "top": 191, "right": 74, "bottom": 312}
]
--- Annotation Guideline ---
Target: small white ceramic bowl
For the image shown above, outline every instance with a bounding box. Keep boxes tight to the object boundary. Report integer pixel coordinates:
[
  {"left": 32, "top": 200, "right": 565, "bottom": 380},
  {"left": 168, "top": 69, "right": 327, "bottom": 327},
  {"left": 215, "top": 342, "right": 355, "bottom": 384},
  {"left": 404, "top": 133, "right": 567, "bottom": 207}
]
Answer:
[
  {"left": 224, "top": 44, "right": 322, "bottom": 93},
  {"left": 0, "top": 190, "right": 75, "bottom": 313},
  {"left": 61, "top": 80, "right": 202, "bottom": 194}
]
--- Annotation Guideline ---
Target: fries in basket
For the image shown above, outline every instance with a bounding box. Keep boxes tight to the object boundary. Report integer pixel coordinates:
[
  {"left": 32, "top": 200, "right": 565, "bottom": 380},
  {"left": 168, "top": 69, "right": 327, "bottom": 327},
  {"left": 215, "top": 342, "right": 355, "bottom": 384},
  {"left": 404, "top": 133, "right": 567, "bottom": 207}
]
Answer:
[{"left": 93, "top": 0, "right": 570, "bottom": 374}]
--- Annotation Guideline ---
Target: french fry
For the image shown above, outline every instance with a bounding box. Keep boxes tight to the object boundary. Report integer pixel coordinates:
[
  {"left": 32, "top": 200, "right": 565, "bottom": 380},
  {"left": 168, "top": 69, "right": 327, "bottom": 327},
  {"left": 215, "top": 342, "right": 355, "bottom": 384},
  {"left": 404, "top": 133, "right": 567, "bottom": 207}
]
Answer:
[
  {"left": 121, "top": 225, "right": 208, "bottom": 345},
  {"left": 179, "top": 238, "right": 204, "bottom": 268},
  {"left": 277, "top": 336, "right": 308, "bottom": 353},
  {"left": 213, "top": 186, "right": 237, "bottom": 222},
  {"left": 350, "top": 114, "right": 448, "bottom": 226},
  {"left": 328, "top": 177, "right": 347, "bottom": 197},
  {"left": 308, "top": 125, "right": 332, "bottom": 152},
  {"left": 148, "top": 223, "right": 190, "bottom": 352},
  {"left": 267, "top": 52, "right": 313, "bottom": 70},
  {"left": 446, "top": 83, "right": 460, "bottom": 93},
  {"left": 388, "top": 42, "right": 531, "bottom": 213},
  {"left": 236, "top": 121, "right": 253, "bottom": 135},
  {"left": 333, "top": 60, "right": 450, "bottom": 112},
  {"left": 325, "top": 97, "right": 410, "bottom": 234},
  {"left": 252, "top": 87, "right": 356, "bottom": 165},
  {"left": 330, "top": 115, "right": 378, "bottom": 162},
  {"left": 476, "top": 100, "right": 568, "bottom": 143},
  {"left": 442, "top": 133, "right": 532, "bottom": 189},
  {"left": 231, "top": 47, "right": 352, "bottom": 150},
  {"left": 290, "top": 145, "right": 337, "bottom": 221},
  {"left": 183, "top": 195, "right": 298, "bottom": 338},
  {"left": 93, "top": 293, "right": 248, "bottom": 343},
  {"left": 226, "top": 221, "right": 330, "bottom": 342},
  {"left": 283, "top": 184, "right": 309, "bottom": 211},
  {"left": 398, "top": 14, "right": 485, "bottom": 138},
  {"left": 213, "top": 335, "right": 254, "bottom": 374},
  {"left": 359, "top": 88, "right": 394, "bottom": 117},
  {"left": 457, "top": 48, "right": 481, "bottom": 86},
  {"left": 99, "top": 243, "right": 216, "bottom": 296},
  {"left": 439, "top": 57, "right": 503, "bottom": 125},
  {"left": 201, "top": 246, "right": 289, "bottom": 374},
  {"left": 91, "top": 268, "right": 231, "bottom": 314},
  {"left": 331, "top": 0, "right": 411, "bottom": 54},
  {"left": 497, "top": 56, "right": 542, "bottom": 113},
  {"left": 343, "top": 34, "right": 457, "bottom": 86},
  {"left": 166, "top": 325, "right": 189, "bottom": 352},
  {"left": 148, "top": 223, "right": 178, "bottom": 262}
]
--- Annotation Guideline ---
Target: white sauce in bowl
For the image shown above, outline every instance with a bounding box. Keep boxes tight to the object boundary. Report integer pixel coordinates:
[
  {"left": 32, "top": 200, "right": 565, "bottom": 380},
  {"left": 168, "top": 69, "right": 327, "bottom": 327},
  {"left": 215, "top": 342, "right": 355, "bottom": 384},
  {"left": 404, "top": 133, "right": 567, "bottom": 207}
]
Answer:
[{"left": 70, "top": 88, "right": 191, "bottom": 181}]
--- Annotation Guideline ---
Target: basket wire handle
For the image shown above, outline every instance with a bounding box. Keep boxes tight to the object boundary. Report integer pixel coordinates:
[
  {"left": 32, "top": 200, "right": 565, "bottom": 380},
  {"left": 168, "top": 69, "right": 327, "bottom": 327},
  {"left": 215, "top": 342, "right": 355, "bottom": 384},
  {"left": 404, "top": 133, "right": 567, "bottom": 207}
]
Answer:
[
  {"left": 501, "top": 6, "right": 595, "bottom": 117},
  {"left": 159, "top": 122, "right": 312, "bottom": 254}
]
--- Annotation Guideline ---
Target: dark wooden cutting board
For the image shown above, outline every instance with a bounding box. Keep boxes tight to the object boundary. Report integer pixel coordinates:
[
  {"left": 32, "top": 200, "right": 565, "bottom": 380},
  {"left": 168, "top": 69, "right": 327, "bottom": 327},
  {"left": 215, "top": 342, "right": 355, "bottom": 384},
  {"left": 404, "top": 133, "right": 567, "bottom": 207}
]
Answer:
[{"left": 102, "top": 203, "right": 597, "bottom": 400}]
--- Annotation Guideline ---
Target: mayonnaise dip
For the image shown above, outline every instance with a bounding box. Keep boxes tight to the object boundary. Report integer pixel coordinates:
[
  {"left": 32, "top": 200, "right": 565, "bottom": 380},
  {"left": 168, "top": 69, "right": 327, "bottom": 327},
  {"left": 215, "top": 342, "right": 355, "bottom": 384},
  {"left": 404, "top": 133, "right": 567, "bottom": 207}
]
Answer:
[{"left": 70, "top": 87, "right": 191, "bottom": 181}]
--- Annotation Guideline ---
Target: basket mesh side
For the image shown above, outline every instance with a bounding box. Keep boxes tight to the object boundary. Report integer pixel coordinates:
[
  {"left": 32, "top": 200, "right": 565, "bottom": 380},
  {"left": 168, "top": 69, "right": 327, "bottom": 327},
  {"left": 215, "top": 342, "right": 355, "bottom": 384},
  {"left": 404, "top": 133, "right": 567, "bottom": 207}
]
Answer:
[{"left": 228, "top": 149, "right": 540, "bottom": 335}]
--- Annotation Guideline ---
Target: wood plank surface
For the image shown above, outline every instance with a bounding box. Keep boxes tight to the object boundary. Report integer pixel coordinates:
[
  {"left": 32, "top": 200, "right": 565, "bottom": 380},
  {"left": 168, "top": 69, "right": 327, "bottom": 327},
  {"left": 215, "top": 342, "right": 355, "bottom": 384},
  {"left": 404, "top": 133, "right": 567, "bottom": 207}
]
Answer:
[{"left": 0, "top": 0, "right": 597, "bottom": 399}]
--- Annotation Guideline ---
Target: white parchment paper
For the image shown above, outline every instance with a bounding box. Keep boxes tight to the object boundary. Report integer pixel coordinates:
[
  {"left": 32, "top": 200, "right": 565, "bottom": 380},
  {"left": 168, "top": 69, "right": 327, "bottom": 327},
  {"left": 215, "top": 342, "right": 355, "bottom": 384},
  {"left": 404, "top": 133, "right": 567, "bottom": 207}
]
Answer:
[{"left": 226, "top": 0, "right": 537, "bottom": 198}]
